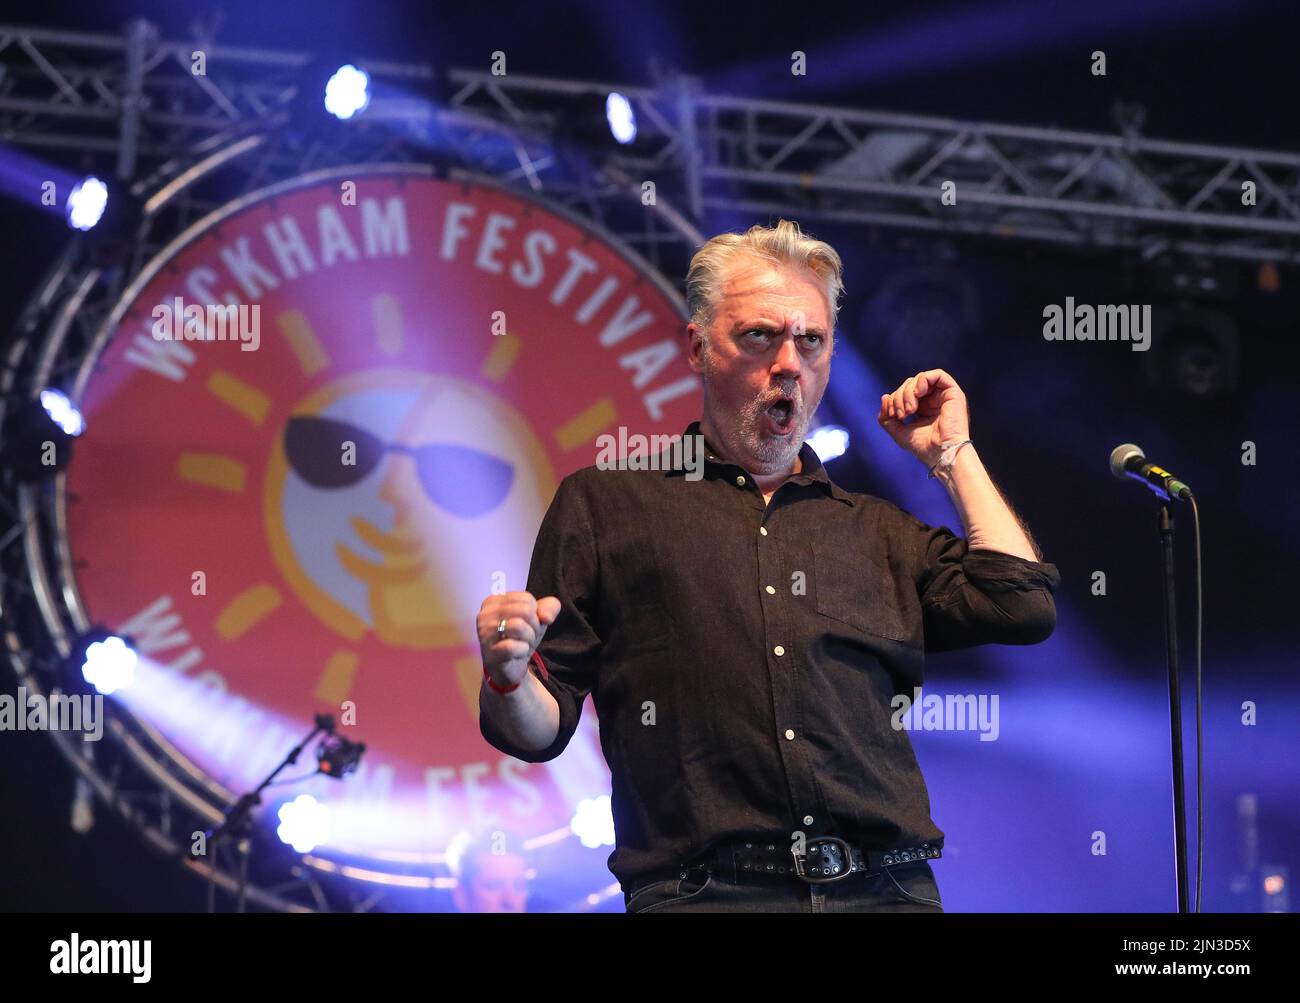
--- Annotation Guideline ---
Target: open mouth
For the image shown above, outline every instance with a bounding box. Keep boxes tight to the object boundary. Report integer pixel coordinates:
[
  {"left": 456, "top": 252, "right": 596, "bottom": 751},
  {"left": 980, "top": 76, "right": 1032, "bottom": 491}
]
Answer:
[{"left": 764, "top": 397, "right": 796, "bottom": 433}]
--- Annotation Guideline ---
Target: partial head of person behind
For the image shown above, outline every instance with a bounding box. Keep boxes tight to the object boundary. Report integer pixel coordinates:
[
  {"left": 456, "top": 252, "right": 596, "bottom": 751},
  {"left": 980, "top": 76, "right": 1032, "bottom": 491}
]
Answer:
[{"left": 448, "top": 828, "right": 531, "bottom": 913}]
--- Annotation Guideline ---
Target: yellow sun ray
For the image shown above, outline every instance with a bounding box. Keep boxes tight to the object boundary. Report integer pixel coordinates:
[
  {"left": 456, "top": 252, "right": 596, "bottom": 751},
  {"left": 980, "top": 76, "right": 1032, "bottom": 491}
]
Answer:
[
  {"left": 315, "top": 650, "right": 360, "bottom": 704},
  {"left": 206, "top": 371, "right": 270, "bottom": 425},
  {"left": 481, "top": 332, "right": 521, "bottom": 382},
  {"left": 372, "top": 293, "right": 404, "bottom": 357},
  {"left": 277, "top": 310, "right": 329, "bottom": 376},
  {"left": 454, "top": 654, "right": 485, "bottom": 717},
  {"left": 554, "top": 398, "right": 618, "bottom": 451},
  {"left": 214, "top": 583, "right": 283, "bottom": 641},
  {"left": 177, "top": 453, "right": 247, "bottom": 493}
]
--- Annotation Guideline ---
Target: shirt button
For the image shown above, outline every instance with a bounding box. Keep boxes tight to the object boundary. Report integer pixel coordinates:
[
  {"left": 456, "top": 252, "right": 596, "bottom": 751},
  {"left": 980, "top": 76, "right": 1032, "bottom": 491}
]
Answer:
[
  {"left": 784, "top": 729, "right": 795, "bottom": 741},
  {"left": 803, "top": 815, "right": 814, "bottom": 825},
  {"left": 773, "top": 645, "right": 785, "bottom": 656},
  {"left": 736, "top": 475, "right": 746, "bottom": 486},
  {"left": 764, "top": 585, "right": 775, "bottom": 595},
  {"left": 760, "top": 527, "right": 768, "bottom": 536}
]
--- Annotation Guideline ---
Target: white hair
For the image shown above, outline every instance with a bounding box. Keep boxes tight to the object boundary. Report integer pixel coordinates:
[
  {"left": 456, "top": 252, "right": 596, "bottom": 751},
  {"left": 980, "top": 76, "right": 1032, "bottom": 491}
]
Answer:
[{"left": 686, "top": 218, "right": 845, "bottom": 348}]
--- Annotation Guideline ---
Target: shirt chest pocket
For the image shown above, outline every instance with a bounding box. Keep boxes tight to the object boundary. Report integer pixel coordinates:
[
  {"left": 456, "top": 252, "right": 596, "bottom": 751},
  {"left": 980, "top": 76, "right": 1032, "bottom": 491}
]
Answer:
[{"left": 810, "top": 538, "right": 910, "bottom": 643}]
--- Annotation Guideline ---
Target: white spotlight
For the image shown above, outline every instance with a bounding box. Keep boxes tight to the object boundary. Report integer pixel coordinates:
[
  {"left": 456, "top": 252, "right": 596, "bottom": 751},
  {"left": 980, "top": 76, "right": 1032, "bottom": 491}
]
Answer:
[
  {"left": 276, "top": 794, "right": 330, "bottom": 853},
  {"left": 570, "top": 795, "right": 616, "bottom": 848},
  {"left": 81, "top": 635, "right": 137, "bottom": 695},
  {"left": 66, "top": 176, "right": 108, "bottom": 231},
  {"left": 39, "top": 389, "right": 85, "bottom": 437},
  {"left": 324, "top": 64, "right": 370, "bottom": 121},
  {"left": 605, "top": 92, "right": 637, "bottom": 145},
  {"left": 807, "top": 425, "right": 850, "bottom": 463}
]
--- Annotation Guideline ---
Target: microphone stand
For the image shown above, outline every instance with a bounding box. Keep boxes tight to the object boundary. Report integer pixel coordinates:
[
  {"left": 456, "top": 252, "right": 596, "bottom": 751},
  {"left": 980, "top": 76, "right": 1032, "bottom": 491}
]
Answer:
[
  {"left": 203, "top": 714, "right": 334, "bottom": 913},
  {"left": 1158, "top": 502, "right": 1190, "bottom": 913}
]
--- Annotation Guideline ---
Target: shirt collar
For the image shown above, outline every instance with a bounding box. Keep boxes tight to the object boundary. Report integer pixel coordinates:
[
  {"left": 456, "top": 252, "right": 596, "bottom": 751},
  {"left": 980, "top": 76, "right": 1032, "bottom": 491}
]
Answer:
[{"left": 670, "top": 420, "right": 855, "bottom": 506}]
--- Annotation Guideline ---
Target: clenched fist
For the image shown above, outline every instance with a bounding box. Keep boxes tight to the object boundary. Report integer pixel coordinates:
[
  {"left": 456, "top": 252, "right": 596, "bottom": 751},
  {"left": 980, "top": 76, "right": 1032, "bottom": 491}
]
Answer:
[
  {"left": 877, "top": 368, "right": 971, "bottom": 468},
  {"left": 477, "top": 591, "right": 562, "bottom": 691}
]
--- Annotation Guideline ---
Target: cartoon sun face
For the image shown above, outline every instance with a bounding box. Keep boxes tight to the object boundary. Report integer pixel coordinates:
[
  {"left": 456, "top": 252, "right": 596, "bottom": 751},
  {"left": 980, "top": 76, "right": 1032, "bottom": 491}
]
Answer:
[
  {"left": 64, "top": 171, "right": 700, "bottom": 863},
  {"left": 265, "top": 370, "right": 554, "bottom": 649}
]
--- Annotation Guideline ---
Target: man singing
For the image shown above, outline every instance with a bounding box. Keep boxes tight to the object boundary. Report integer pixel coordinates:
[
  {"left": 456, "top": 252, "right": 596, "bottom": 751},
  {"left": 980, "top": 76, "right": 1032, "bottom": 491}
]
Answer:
[{"left": 476, "top": 219, "right": 1060, "bottom": 913}]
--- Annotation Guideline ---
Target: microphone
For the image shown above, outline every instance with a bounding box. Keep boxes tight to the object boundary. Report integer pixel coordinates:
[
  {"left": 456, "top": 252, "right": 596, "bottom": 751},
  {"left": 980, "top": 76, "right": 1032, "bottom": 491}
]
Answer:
[{"left": 1109, "top": 443, "right": 1193, "bottom": 501}]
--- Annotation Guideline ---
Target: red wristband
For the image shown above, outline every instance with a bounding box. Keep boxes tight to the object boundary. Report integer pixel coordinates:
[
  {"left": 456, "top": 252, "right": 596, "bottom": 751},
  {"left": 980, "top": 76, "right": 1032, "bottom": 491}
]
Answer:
[
  {"left": 484, "top": 650, "right": 549, "bottom": 694},
  {"left": 483, "top": 664, "right": 519, "bottom": 694}
]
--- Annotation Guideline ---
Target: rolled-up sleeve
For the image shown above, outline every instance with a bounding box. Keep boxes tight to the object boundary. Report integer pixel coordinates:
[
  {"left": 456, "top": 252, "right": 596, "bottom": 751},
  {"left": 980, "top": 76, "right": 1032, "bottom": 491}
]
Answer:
[
  {"left": 479, "top": 472, "right": 603, "bottom": 763},
  {"left": 903, "top": 514, "right": 1061, "bottom": 651}
]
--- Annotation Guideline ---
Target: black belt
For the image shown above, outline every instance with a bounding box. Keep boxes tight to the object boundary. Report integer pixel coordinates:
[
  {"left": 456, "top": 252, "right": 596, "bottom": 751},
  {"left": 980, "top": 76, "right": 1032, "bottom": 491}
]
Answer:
[{"left": 633, "top": 836, "right": 941, "bottom": 893}]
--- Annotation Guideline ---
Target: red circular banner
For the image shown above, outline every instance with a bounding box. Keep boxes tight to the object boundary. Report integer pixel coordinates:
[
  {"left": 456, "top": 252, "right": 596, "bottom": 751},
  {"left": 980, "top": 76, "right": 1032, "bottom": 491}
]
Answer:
[{"left": 65, "top": 169, "right": 698, "bottom": 859}]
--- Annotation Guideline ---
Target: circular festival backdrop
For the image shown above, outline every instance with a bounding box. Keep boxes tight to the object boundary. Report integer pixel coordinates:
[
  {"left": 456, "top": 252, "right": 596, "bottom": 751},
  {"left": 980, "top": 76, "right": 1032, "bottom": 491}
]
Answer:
[{"left": 64, "top": 168, "right": 699, "bottom": 861}]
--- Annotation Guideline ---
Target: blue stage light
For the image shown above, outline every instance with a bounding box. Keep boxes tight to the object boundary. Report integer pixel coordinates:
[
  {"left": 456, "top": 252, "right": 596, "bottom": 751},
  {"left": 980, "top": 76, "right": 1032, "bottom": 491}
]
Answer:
[
  {"left": 1, "top": 388, "right": 86, "bottom": 480},
  {"left": 277, "top": 794, "right": 330, "bottom": 852},
  {"left": 81, "top": 635, "right": 138, "bottom": 695},
  {"left": 66, "top": 176, "right": 108, "bottom": 231},
  {"left": 807, "top": 424, "right": 850, "bottom": 463},
  {"left": 324, "top": 64, "right": 371, "bottom": 120},
  {"left": 39, "top": 389, "right": 85, "bottom": 437},
  {"left": 570, "top": 794, "right": 616, "bottom": 848},
  {"left": 605, "top": 92, "right": 637, "bottom": 144}
]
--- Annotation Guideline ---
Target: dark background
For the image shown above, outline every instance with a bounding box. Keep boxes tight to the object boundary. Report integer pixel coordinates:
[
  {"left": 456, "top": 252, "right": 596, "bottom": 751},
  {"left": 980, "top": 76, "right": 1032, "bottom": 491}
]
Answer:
[{"left": 1, "top": 0, "right": 1297, "bottom": 912}]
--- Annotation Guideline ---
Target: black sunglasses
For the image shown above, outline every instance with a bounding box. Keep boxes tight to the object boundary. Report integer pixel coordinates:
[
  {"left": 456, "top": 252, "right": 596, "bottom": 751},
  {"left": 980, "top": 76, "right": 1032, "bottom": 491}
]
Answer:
[{"left": 283, "top": 415, "right": 515, "bottom": 518}]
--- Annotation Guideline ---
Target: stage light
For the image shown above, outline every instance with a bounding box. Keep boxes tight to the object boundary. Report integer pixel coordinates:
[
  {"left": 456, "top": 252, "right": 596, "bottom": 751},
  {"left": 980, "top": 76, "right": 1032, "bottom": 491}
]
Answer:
[
  {"left": 324, "top": 64, "right": 371, "bottom": 120},
  {"left": 81, "top": 634, "right": 138, "bottom": 695},
  {"left": 570, "top": 795, "right": 615, "bottom": 848},
  {"left": 1262, "top": 867, "right": 1289, "bottom": 911},
  {"left": 66, "top": 175, "right": 108, "bottom": 231},
  {"left": 605, "top": 92, "right": 637, "bottom": 144},
  {"left": 38, "top": 389, "right": 85, "bottom": 437},
  {"left": 317, "top": 731, "right": 366, "bottom": 778},
  {"left": 277, "top": 794, "right": 330, "bottom": 853},
  {"left": 1144, "top": 302, "right": 1239, "bottom": 398},
  {"left": 807, "top": 424, "right": 850, "bottom": 463},
  {"left": 864, "top": 263, "right": 979, "bottom": 369},
  {"left": 1, "top": 387, "right": 85, "bottom": 480}
]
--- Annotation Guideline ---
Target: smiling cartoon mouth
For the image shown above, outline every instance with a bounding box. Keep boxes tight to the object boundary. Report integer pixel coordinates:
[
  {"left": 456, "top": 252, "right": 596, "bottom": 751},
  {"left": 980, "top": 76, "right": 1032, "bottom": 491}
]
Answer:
[
  {"left": 336, "top": 517, "right": 428, "bottom": 585},
  {"left": 335, "top": 516, "right": 458, "bottom": 646}
]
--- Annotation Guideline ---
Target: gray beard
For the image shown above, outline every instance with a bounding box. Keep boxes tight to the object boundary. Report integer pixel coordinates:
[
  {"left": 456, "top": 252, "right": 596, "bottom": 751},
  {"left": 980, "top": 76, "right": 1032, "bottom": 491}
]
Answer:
[
  {"left": 702, "top": 356, "right": 810, "bottom": 474},
  {"left": 736, "top": 397, "right": 810, "bottom": 472}
]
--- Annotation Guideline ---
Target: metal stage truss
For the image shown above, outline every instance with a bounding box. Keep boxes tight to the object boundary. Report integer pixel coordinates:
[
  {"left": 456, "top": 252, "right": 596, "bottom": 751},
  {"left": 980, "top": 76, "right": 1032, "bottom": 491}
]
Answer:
[{"left": 2, "top": 21, "right": 1300, "bottom": 262}]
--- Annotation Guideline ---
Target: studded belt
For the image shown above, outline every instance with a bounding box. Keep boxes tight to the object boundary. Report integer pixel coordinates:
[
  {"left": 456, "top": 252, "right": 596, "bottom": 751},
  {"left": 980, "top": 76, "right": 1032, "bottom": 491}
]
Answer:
[
  {"left": 706, "top": 836, "right": 941, "bottom": 885},
  {"left": 626, "top": 837, "right": 943, "bottom": 899}
]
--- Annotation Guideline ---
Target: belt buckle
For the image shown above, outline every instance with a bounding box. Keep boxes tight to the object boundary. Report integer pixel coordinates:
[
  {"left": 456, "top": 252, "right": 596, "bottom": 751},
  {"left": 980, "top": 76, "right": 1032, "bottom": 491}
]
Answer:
[{"left": 791, "top": 836, "right": 854, "bottom": 884}]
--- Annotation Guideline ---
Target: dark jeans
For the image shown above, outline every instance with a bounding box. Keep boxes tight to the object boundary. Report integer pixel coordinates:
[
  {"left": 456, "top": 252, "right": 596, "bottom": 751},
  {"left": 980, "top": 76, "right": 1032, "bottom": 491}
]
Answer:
[{"left": 624, "top": 859, "right": 943, "bottom": 913}]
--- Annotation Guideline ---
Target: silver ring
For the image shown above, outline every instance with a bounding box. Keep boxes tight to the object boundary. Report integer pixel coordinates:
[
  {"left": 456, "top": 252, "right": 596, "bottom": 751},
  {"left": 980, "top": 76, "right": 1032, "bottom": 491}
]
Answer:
[{"left": 496, "top": 618, "right": 507, "bottom": 638}]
